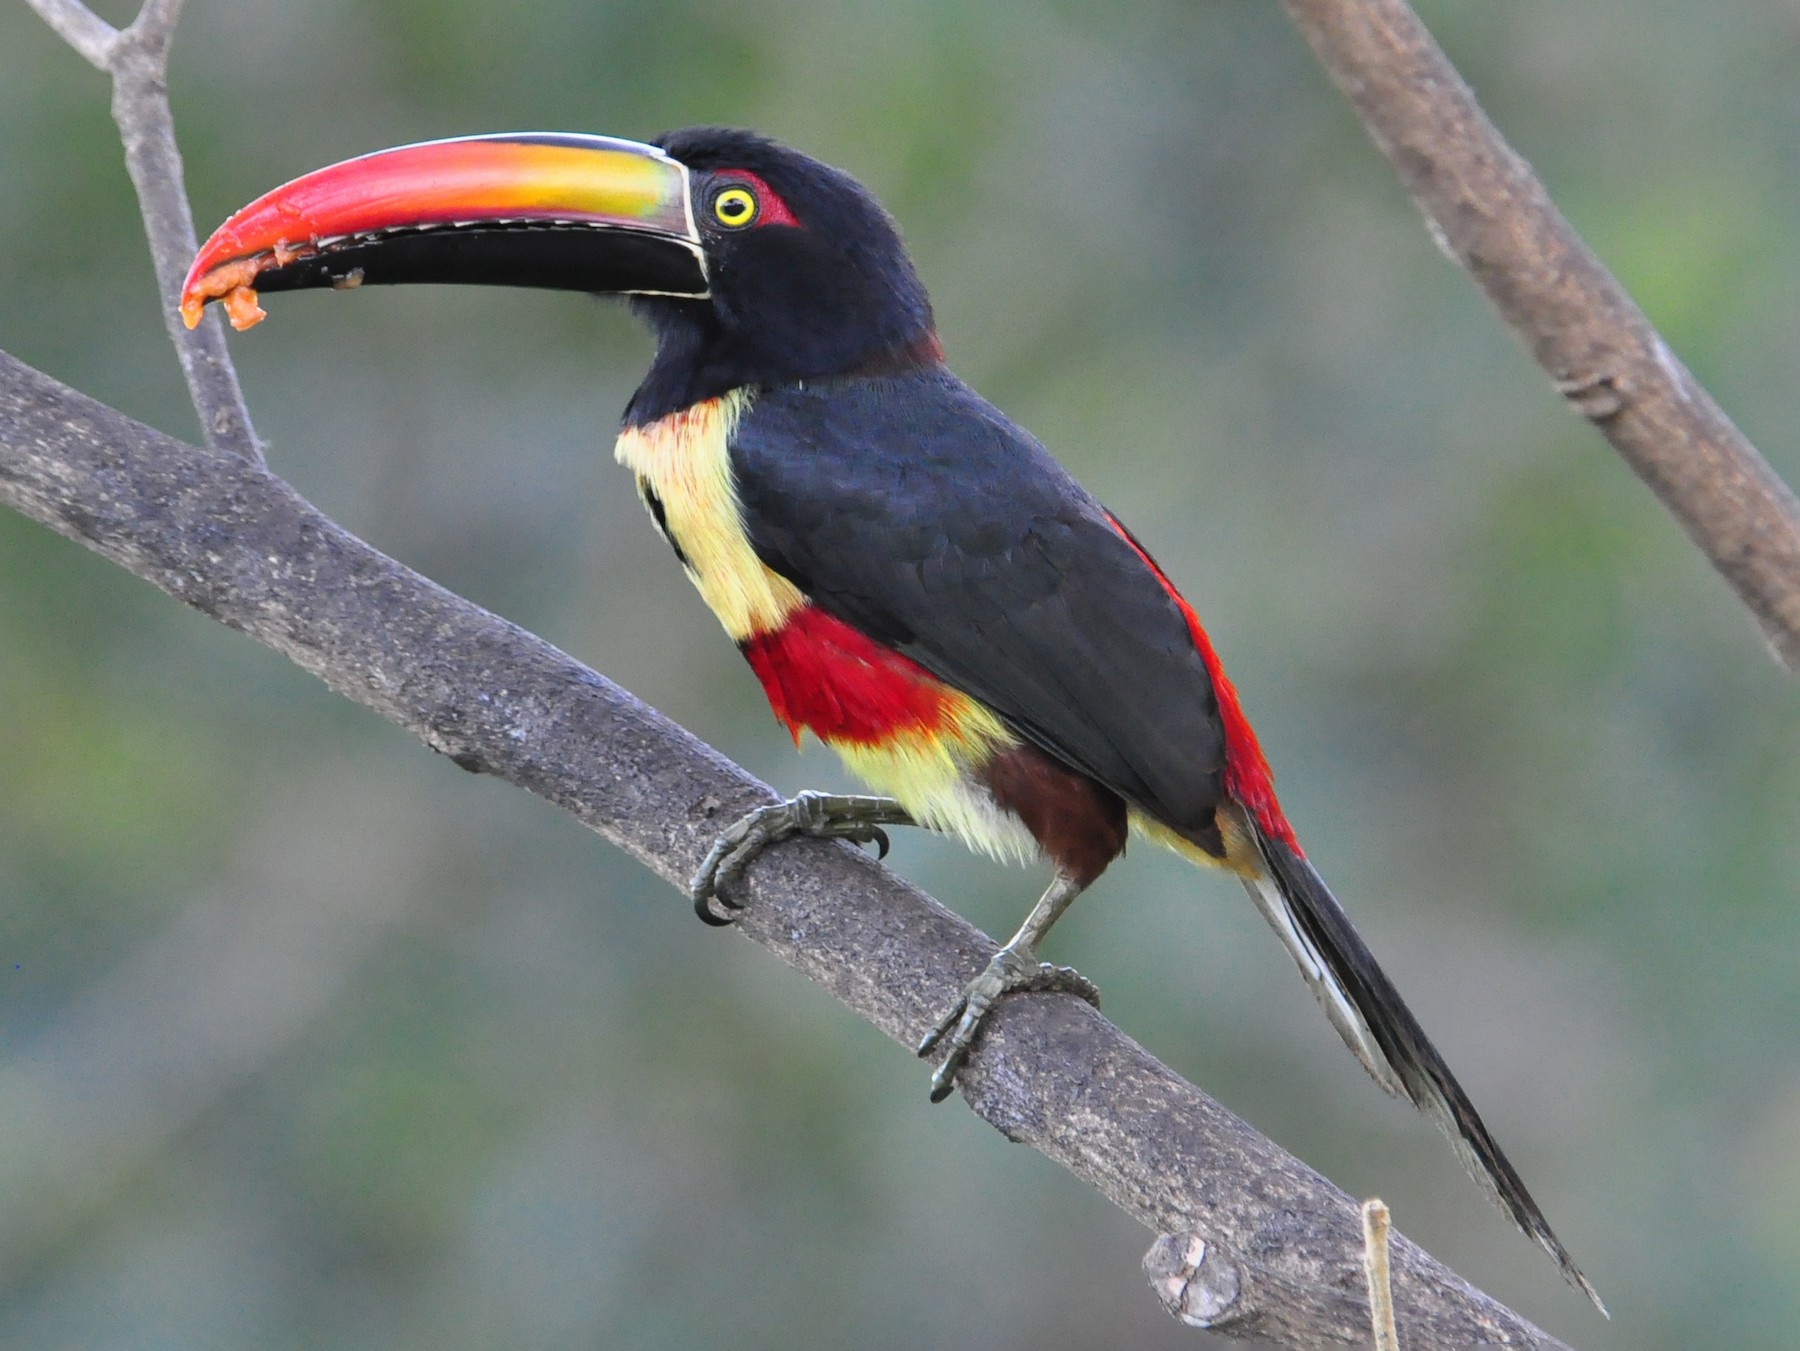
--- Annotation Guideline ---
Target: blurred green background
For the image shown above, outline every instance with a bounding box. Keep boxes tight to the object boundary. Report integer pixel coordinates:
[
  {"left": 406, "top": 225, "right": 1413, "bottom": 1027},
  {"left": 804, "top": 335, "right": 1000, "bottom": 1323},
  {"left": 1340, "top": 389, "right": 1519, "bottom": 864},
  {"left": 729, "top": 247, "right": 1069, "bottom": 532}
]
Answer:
[{"left": 4, "top": 0, "right": 1798, "bottom": 1347}]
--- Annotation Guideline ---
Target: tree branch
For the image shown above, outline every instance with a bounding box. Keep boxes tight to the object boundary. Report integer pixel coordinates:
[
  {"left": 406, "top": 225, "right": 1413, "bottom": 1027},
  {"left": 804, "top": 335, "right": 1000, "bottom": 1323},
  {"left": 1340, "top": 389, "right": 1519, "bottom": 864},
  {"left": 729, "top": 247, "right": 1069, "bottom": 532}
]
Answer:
[
  {"left": 0, "top": 348, "right": 1575, "bottom": 1348},
  {"left": 31, "top": 0, "right": 262, "bottom": 464},
  {"left": 22, "top": 0, "right": 117, "bottom": 69},
  {"left": 1280, "top": 0, "right": 1800, "bottom": 670},
  {"left": 12, "top": 1, "right": 1615, "bottom": 1340}
]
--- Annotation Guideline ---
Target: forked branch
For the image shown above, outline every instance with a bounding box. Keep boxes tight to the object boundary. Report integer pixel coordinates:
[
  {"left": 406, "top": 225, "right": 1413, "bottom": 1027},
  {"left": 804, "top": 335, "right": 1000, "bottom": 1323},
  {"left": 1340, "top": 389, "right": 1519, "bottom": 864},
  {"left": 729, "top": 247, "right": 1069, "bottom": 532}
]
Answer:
[{"left": 25, "top": 0, "right": 261, "bottom": 463}]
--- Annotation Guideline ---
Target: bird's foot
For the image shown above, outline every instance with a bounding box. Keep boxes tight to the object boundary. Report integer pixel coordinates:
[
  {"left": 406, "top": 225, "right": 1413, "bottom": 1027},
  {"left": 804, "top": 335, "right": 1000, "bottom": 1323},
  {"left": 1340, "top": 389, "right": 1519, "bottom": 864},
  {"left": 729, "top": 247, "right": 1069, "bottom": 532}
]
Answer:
[
  {"left": 690, "top": 791, "right": 912, "bottom": 925},
  {"left": 916, "top": 947, "right": 1100, "bottom": 1101}
]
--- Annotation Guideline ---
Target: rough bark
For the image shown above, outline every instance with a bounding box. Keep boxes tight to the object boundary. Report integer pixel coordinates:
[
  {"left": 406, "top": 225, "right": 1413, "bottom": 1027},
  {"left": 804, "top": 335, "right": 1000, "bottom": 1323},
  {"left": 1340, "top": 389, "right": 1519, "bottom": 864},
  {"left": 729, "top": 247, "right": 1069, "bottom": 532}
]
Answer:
[{"left": 0, "top": 349, "right": 1574, "bottom": 1348}]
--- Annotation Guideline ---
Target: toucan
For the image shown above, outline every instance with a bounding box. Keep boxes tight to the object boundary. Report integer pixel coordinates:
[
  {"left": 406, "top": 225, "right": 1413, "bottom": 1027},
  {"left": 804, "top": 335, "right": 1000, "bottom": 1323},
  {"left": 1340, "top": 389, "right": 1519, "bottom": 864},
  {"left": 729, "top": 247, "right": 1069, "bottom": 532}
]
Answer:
[{"left": 182, "top": 127, "right": 1599, "bottom": 1307}]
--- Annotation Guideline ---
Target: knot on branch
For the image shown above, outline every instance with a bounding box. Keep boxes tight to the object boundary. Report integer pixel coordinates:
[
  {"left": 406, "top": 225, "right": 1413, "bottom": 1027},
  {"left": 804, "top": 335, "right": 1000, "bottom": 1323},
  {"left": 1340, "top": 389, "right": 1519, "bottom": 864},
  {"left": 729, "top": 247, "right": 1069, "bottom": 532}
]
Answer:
[
  {"left": 1143, "top": 1231, "right": 1244, "bottom": 1328},
  {"left": 1554, "top": 369, "right": 1629, "bottom": 422}
]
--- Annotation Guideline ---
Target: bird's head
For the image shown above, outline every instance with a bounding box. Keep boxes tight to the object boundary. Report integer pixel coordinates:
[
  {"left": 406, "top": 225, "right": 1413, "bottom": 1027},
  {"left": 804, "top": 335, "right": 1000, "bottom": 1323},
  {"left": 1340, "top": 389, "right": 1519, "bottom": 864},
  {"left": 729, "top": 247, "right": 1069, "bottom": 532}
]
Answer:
[{"left": 181, "top": 127, "right": 938, "bottom": 417}]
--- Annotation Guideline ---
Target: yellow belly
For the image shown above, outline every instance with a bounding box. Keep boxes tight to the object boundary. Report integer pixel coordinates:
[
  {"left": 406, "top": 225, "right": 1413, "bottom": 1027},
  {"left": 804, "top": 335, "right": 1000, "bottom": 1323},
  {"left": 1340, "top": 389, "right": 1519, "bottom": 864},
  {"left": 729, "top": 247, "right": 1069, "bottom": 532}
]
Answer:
[{"left": 828, "top": 727, "right": 1036, "bottom": 867}]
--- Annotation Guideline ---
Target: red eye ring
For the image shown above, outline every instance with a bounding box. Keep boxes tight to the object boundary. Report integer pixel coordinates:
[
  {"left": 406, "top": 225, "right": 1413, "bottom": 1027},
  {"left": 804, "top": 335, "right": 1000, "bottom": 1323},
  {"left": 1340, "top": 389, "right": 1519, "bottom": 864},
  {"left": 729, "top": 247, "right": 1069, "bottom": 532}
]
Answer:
[{"left": 710, "top": 170, "right": 800, "bottom": 229}]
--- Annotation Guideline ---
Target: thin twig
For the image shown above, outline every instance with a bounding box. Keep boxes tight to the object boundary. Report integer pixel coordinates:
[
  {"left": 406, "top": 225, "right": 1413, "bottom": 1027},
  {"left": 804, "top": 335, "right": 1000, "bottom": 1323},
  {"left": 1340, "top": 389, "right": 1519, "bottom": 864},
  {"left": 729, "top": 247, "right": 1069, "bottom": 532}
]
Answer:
[
  {"left": 1281, "top": 0, "right": 1800, "bottom": 669},
  {"left": 21, "top": 0, "right": 116, "bottom": 69},
  {"left": 1363, "top": 1199, "right": 1400, "bottom": 1351},
  {"left": 0, "top": 348, "right": 1580, "bottom": 1351},
  {"left": 29, "top": 0, "right": 263, "bottom": 464},
  {"left": 128, "top": 0, "right": 184, "bottom": 39}
]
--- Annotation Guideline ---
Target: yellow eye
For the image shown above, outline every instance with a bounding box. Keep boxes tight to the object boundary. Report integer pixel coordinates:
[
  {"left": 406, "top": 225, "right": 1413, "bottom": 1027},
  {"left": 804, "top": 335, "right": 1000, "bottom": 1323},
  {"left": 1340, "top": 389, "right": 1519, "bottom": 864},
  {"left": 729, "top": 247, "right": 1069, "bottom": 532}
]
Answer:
[{"left": 712, "top": 186, "right": 757, "bottom": 228}]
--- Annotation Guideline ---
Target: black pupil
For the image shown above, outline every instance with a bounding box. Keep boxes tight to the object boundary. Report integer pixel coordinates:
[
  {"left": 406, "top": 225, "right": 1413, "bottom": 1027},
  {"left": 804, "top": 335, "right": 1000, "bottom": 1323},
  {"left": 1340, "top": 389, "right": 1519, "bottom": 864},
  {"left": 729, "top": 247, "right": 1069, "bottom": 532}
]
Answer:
[{"left": 722, "top": 191, "right": 750, "bottom": 219}]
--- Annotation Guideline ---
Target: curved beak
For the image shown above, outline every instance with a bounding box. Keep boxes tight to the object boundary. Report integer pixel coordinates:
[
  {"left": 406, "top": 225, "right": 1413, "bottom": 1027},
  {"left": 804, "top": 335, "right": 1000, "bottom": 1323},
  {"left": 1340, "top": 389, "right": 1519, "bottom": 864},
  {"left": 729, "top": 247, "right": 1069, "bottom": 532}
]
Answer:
[{"left": 181, "top": 133, "right": 707, "bottom": 330}]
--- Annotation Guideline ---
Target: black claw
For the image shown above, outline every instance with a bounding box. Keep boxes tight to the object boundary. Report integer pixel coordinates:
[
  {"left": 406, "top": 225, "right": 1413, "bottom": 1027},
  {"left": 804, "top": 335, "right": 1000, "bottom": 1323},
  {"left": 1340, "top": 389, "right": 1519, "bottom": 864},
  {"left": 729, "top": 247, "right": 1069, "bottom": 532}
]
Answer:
[
  {"left": 690, "top": 794, "right": 910, "bottom": 932},
  {"left": 915, "top": 1002, "right": 962, "bottom": 1059},
  {"left": 928, "top": 1078, "right": 955, "bottom": 1104},
  {"left": 693, "top": 889, "right": 743, "bottom": 926}
]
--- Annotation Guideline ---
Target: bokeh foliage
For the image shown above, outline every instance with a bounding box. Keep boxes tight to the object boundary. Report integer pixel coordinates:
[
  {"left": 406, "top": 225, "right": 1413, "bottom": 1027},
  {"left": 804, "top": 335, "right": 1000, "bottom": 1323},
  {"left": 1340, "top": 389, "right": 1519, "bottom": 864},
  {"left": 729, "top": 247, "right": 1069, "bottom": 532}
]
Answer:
[{"left": 3, "top": 1, "right": 1798, "bottom": 1347}]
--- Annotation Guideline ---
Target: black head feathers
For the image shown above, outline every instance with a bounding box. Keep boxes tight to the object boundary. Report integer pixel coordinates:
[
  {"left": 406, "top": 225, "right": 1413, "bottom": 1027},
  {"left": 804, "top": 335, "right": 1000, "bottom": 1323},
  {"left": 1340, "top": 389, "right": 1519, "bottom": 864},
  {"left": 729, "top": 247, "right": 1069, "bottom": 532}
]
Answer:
[{"left": 628, "top": 128, "right": 937, "bottom": 421}]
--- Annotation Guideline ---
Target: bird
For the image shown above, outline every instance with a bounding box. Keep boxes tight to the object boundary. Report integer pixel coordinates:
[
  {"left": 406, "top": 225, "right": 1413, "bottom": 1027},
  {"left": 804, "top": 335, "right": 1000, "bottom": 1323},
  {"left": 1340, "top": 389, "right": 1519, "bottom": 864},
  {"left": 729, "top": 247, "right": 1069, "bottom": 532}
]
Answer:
[{"left": 181, "top": 126, "right": 1600, "bottom": 1308}]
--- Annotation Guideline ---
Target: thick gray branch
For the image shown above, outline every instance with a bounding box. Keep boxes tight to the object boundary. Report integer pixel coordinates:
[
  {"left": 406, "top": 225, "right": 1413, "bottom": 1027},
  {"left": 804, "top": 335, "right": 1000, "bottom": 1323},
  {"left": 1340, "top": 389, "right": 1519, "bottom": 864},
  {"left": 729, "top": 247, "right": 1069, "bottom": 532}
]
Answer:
[
  {"left": 1281, "top": 0, "right": 1800, "bottom": 669},
  {"left": 0, "top": 348, "right": 1576, "bottom": 1348}
]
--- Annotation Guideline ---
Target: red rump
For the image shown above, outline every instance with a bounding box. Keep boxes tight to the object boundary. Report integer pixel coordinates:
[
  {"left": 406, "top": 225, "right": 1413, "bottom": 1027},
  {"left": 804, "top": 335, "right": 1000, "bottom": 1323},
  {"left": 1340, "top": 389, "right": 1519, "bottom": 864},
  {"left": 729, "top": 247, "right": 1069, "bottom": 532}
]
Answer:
[
  {"left": 718, "top": 170, "right": 801, "bottom": 228},
  {"left": 743, "top": 606, "right": 951, "bottom": 745},
  {"left": 1105, "top": 516, "right": 1299, "bottom": 849}
]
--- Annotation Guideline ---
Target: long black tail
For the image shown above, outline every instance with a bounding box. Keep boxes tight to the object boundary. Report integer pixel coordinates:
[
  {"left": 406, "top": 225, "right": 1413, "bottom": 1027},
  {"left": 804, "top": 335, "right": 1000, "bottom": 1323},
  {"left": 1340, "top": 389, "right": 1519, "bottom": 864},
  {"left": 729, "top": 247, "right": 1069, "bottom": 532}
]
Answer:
[{"left": 1245, "top": 826, "right": 1604, "bottom": 1313}]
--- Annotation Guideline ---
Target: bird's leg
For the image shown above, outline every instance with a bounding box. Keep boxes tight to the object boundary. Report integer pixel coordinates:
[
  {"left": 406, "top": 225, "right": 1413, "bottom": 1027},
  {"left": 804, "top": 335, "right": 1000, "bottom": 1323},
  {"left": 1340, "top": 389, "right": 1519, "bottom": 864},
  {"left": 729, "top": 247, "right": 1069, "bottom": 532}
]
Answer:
[
  {"left": 917, "top": 872, "right": 1098, "bottom": 1101},
  {"left": 691, "top": 791, "right": 915, "bottom": 924}
]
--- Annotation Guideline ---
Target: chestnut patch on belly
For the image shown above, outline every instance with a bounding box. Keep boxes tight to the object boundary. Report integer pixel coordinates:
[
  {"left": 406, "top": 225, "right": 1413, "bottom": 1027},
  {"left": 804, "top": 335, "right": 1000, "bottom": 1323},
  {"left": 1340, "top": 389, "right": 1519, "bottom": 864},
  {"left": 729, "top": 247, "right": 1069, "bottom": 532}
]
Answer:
[{"left": 981, "top": 743, "right": 1127, "bottom": 887}]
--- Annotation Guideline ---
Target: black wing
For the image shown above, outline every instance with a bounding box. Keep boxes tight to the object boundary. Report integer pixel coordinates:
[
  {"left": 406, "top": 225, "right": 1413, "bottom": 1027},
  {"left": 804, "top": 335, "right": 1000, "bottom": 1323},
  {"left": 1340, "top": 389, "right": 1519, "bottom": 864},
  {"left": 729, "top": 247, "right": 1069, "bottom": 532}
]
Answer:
[
  {"left": 736, "top": 374, "right": 1607, "bottom": 1305},
  {"left": 730, "top": 367, "right": 1226, "bottom": 842}
]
